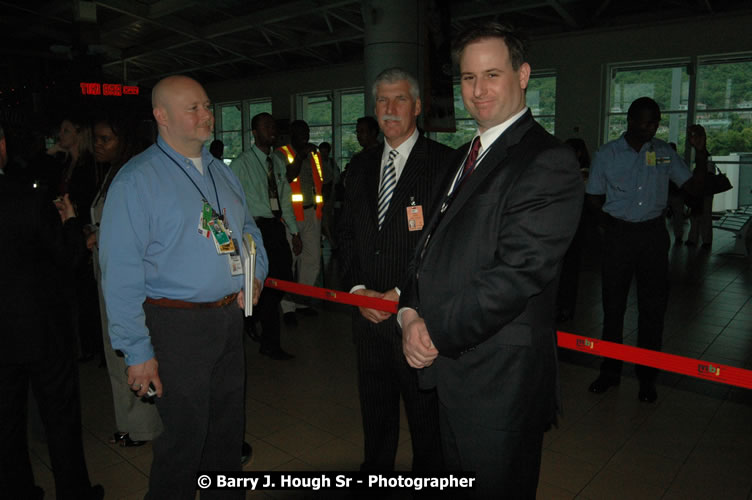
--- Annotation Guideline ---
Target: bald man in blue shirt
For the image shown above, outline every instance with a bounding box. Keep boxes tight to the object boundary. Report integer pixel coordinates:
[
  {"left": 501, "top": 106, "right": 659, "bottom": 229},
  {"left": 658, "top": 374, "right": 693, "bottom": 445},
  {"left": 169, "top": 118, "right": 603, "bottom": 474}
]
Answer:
[{"left": 99, "top": 75, "right": 268, "bottom": 499}]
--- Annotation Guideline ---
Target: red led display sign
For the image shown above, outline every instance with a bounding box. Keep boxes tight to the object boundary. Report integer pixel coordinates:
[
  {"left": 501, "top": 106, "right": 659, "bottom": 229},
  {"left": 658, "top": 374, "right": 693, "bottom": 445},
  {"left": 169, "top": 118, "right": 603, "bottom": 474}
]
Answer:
[{"left": 80, "top": 82, "right": 139, "bottom": 96}]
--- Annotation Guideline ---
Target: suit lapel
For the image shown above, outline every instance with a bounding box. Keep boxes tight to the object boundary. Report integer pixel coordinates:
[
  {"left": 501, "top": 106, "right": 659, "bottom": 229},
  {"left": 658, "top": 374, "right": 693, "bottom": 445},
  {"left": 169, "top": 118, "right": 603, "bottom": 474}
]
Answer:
[
  {"left": 364, "top": 145, "right": 384, "bottom": 228},
  {"left": 436, "top": 111, "right": 535, "bottom": 232}
]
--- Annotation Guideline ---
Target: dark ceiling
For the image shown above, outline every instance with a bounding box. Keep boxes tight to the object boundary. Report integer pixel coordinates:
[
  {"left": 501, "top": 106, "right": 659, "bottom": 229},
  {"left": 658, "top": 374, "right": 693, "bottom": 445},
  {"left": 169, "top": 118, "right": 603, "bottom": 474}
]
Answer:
[{"left": 1, "top": 0, "right": 750, "bottom": 94}]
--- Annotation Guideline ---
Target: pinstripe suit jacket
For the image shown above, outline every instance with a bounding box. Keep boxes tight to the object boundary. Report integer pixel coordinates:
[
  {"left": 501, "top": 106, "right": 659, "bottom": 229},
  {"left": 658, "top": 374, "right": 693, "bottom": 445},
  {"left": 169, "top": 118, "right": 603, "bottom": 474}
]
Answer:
[{"left": 339, "top": 134, "right": 455, "bottom": 305}]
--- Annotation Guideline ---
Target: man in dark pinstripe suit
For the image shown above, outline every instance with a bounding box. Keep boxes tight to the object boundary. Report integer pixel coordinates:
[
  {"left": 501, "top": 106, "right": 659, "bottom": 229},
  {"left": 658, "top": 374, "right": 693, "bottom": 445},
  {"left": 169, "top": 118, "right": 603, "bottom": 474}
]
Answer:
[{"left": 339, "top": 68, "right": 454, "bottom": 472}]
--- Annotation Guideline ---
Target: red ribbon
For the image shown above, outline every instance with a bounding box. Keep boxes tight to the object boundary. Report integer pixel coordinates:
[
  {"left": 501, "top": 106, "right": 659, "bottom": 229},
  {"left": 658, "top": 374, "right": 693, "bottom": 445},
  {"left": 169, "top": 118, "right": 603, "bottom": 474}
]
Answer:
[{"left": 265, "top": 278, "right": 752, "bottom": 390}]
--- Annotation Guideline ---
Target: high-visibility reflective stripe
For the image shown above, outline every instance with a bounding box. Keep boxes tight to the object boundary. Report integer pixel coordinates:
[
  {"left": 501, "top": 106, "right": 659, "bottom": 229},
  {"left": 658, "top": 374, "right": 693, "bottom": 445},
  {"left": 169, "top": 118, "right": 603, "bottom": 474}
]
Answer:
[
  {"left": 311, "top": 152, "right": 324, "bottom": 180},
  {"left": 280, "top": 145, "right": 295, "bottom": 164},
  {"left": 315, "top": 195, "right": 323, "bottom": 204},
  {"left": 292, "top": 194, "right": 304, "bottom": 202}
]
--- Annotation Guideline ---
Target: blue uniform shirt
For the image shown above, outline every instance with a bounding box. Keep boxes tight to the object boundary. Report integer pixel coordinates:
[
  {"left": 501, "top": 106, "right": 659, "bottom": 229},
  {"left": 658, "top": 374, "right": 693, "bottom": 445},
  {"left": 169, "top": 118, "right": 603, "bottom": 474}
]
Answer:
[
  {"left": 99, "top": 136, "right": 268, "bottom": 366},
  {"left": 586, "top": 134, "right": 691, "bottom": 222}
]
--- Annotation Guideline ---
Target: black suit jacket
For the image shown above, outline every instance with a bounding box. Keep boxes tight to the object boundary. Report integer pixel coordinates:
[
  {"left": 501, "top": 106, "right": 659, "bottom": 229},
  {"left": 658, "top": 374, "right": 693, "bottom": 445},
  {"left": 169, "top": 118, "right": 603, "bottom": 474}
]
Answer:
[
  {"left": 339, "top": 134, "right": 453, "bottom": 310},
  {"left": 0, "top": 176, "right": 84, "bottom": 363},
  {"left": 401, "top": 111, "right": 583, "bottom": 431}
]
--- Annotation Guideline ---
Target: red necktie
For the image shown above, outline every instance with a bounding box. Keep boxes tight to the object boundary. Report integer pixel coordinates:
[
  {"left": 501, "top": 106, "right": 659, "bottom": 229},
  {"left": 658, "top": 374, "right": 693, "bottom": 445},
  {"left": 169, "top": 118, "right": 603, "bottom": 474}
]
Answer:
[
  {"left": 463, "top": 136, "right": 481, "bottom": 177},
  {"left": 452, "top": 136, "right": 481, "bottom": 193}
]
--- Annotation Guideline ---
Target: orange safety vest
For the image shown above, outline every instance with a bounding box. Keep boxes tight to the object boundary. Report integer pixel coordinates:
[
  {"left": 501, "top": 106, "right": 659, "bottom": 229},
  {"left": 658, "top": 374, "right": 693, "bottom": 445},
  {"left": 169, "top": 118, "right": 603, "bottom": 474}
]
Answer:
[{"left": 277, "top": 145, "right": 323, "bottom": 221}]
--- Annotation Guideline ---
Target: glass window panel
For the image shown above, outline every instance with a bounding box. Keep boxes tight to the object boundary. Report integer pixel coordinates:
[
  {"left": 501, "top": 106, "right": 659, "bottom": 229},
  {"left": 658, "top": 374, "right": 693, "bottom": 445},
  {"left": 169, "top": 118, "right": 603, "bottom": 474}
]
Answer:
[
  {"left": 697, "top": 60, "right": 752, "bottom": 157},
  {"left": 341, "top": 93, "right": 365, "bottom": 125},
  {"left": 303, "top": 95, "right": 332, "bottom": 126},
  {"left": 309, "top": 126, "right": 332, "bottom": 148},
  {"left": 535, "top": 116, "right": 556, "bottom": 136},
  {"left": 697, "top": 111, "right": 752, "bottom": 156},
  {"left": 436, "top": 119, "right": 476, "bottom": 149},
  {"left": 452, "top": 83, "right": 472, "bottom": 120},
  {"left": 527, "top": 76, "right": 556, "bottom": 117},
  {"left": 248, "top": 101, "right": 272, "bottom": 119},
  {"left": 221, "top": 104, "right": 242, "bottom": 131},
  {"left": 340, "top": 124, "right": 359, "bottom": 169},
  {"left": 220, "top": 131, "right": 242, "bottom": 161},
  {"left": 610, "top": 67, "right": 689, "bottom": 114},
  {"left": 697, "top": 61, "right": 752, "bottom": 110}
]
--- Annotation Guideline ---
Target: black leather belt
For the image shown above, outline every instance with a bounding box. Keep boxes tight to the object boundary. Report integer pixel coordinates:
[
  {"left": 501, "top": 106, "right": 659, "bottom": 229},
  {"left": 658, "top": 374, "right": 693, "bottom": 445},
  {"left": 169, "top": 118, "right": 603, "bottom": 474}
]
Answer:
[
  {"left": 302, "top": 203, "right": 315, "bottom": 209},
  {"left": 606, "top": 214, "right": 663, "bottom": 230},
  {"left": 144, "top": 293, "right": 238, "bottom": 309}
]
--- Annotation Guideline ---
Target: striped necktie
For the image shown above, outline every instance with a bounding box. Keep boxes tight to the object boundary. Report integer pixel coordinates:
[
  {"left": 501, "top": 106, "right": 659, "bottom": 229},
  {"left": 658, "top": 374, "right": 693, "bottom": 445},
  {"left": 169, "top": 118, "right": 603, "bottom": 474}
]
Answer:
[{"left": 377, "top": 149, "right": 398, "bottom": 229}]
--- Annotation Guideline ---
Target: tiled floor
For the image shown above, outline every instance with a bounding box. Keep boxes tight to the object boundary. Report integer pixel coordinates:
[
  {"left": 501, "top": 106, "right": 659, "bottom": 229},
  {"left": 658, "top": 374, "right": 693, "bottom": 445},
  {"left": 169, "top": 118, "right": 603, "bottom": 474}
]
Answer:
[{"left": 27, "top": 224, "right": 752, "bottom": 499}]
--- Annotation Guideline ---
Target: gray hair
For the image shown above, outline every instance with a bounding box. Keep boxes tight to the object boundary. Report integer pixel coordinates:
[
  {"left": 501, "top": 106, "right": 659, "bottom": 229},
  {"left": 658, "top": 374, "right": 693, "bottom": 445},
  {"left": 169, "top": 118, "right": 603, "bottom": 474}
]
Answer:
[{"left": 372, "top": 68, "right": 420, "bottom": 101}]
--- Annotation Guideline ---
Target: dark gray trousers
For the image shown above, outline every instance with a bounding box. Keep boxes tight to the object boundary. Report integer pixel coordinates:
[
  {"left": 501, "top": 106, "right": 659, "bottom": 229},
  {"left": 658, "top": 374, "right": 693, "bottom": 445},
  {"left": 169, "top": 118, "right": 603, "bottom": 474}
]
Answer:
[{"left": 144, "top": 301, "right": 245, "bottom": 500}]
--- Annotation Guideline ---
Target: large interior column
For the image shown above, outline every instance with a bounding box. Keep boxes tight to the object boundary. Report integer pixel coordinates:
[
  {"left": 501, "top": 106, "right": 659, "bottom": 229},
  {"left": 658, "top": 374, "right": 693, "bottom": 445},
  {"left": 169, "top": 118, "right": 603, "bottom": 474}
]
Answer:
[{"left": 362, "top": 0, "right": 426, "bottom": 115}]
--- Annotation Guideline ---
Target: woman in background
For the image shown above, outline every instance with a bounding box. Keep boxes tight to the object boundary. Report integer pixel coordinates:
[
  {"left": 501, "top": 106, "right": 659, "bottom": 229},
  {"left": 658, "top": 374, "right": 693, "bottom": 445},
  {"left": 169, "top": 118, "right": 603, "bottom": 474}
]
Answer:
[
  {"left": 90, "top": 115, "right": 162, "bottom": 447},
  {"left": 48, "top": 116, "right": 103, "bottom": 362}
]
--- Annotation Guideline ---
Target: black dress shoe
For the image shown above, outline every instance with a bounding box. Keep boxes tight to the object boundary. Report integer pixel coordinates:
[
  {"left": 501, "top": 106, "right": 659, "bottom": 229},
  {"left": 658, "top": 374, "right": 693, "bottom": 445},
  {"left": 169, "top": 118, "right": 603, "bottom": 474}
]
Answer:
[
  {"left": 110, "top": 432, "right": 146, "bottom": 447},
  {"left": 259, "top": 347, "right": 295, "bottom": 360},
  {"left": 588, "top": 375, "right": 620, "bottom": 394},
  {"left": 297, "top": 307, "right": 318, "bottom": 317},
  {"left": 638, "top": 382, "right": 658, "bottom": 403},
  {"left": 283, "top": 312, "right": 298, "bottom": 327},
  {"left": 241, "top": 441, "right": 253, "bottom": 465}
]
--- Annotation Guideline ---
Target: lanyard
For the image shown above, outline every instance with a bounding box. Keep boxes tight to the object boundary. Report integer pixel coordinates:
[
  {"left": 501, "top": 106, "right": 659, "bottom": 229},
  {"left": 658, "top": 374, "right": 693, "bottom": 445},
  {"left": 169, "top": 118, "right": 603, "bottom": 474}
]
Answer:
[{"left": 157, "top": 144, "right": 223, "bottom": 216}]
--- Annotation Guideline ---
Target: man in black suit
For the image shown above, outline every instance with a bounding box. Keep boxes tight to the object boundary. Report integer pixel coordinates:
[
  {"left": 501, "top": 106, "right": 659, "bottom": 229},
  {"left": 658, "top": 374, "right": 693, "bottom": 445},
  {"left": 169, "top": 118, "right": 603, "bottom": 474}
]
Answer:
[
  {"left": 0, "top": 125, "right": 103, "bottom": 499},
  {"left": 399, "top": 24, "right": 583, "bottom": 498},
  {"left": 339, "top": 68, "right": 452, "bottom": 471}
]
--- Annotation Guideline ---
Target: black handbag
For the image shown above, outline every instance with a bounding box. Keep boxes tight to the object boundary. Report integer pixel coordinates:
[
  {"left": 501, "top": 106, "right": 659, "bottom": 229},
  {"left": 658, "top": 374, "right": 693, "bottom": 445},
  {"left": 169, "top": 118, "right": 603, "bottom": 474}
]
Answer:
[{"left": 705, "top": 165, "right": 733, "bottom": 195}]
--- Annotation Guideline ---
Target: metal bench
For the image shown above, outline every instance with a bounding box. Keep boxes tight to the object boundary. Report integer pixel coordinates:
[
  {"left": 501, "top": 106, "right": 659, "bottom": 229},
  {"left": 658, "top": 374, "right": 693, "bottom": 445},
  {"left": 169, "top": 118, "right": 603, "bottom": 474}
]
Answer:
[{"left": 713, "top": 205, "right": 752, "bottom": 256}]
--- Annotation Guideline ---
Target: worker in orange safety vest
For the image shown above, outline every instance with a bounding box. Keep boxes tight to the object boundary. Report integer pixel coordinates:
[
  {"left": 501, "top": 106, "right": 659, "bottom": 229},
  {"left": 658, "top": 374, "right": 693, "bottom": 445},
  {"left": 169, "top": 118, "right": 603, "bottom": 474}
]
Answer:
[{"left": 275, "top": 120, "right": 324, "bottom": 324}]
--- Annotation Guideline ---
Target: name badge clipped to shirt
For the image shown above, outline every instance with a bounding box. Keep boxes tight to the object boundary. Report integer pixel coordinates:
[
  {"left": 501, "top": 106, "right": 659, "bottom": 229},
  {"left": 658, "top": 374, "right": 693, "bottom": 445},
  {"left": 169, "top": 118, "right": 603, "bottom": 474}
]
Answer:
[
  {"left": 406, "top": 197, "right": 424, "bottom": 232},
  {"left": 646, "top": 151, "right": 657, "bottom": 166},
  {"left": 269, "top": 197, "right": 280, "bottom": 212},
  {"left": 199, "top": 200, "right": 236, "bottom": 255},
  {"left": 198, "top": 201, "right": 213, "bottom": 238},
  {"left": 228, "top": 238, "right": 243, "bottom": 276}
]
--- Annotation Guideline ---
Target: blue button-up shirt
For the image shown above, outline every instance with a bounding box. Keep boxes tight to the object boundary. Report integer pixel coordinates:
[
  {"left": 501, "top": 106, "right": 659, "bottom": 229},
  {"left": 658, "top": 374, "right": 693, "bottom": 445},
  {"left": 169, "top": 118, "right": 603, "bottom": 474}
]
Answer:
[
  {"left": 99, "top": 137, "right": 268, "bottom": 366},
  {"left": 586, "top": 134, "right": 691, "bottom": 222}
]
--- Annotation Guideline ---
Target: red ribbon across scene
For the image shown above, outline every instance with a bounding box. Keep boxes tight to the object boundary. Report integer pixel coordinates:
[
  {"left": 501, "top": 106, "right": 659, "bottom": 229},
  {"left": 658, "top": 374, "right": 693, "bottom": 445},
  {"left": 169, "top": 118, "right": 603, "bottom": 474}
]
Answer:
[{"left": 265, "top": 278, "right": 752, "bottom": 390}]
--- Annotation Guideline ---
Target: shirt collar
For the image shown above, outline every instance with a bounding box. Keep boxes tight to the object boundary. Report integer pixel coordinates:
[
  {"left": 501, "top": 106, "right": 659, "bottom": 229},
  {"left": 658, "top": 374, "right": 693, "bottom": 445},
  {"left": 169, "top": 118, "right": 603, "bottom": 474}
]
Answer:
[
  {"left": 383, "top": 127, "right": 419, "bottom": 162},
  {"left": 475, "top": 107, "right": 528, "bottom": 153},
  {"left": 617, "top": 133, "right": 655, "bottom": 153},
  {"left": 157, "top": 136, "right": 215, "bottom": 172}
]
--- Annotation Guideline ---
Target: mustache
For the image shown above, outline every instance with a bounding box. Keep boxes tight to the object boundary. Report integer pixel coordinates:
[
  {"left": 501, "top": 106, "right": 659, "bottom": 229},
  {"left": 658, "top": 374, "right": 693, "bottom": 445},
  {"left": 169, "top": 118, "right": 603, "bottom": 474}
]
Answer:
[{"left": 380, "top": 114, "right": 402, "bottom": 122}]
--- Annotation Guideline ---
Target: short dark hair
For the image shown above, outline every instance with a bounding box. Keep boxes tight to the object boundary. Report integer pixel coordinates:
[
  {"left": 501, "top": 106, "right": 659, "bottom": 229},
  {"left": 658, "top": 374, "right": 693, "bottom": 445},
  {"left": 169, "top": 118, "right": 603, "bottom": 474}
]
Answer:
[
  {"left": 452, "top": 22, "right": 529, "bottom": 70},
  {"left": 356, "top": 116, "right": 379, "bottom": 134},
  {"left": 290, "top": 120, "right": 309, "bottom": 135},
  {"left": 627, "top": 97, "right": 661, "bottom": 120},
  {"left": 251, "top": 112, "right": 273, "bottom": 131}
]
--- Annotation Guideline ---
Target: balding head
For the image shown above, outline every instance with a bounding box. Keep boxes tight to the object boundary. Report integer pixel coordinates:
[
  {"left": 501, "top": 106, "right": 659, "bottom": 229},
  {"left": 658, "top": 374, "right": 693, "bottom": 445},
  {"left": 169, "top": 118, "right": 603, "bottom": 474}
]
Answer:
[{"left": 152, "top": 75, "right": 214, "bottom": 157}]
